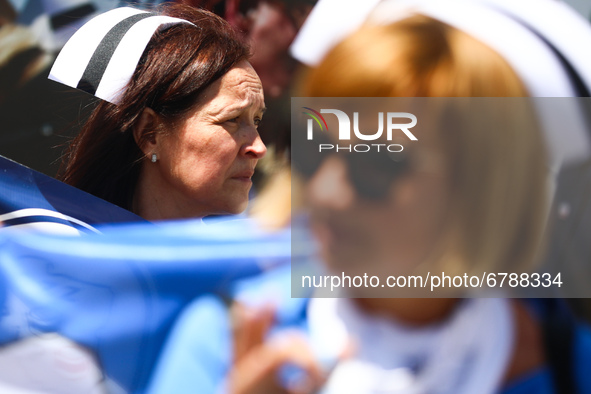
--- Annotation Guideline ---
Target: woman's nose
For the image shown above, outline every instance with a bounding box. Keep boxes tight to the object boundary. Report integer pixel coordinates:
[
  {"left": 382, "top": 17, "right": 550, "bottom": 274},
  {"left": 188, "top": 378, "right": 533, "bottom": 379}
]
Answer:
[
  {"left": 306, "top": 156, "right": 355, "bottom": 211},
  {"left": 243, "top": 133, "right": 267, "bottom": 159}
]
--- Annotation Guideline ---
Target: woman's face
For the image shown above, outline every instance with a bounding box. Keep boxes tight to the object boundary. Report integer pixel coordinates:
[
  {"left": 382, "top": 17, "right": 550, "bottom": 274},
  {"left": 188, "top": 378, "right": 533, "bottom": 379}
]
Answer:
[
  {"left": 150, "top": 60, "right": 266, "bottom": 218},
  {"left": 305, "top": 131, "right": 451, "bottom": 278}
]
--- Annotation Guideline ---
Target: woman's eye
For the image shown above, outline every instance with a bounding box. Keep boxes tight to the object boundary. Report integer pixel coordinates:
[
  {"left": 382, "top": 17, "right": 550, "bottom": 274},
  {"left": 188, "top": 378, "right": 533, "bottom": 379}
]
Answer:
[
  {"left": 227, "top": 117, "right": 239, "bottom": 123},
  {"left": 254, "top": 118, "right": 262, "bottom": 127}
]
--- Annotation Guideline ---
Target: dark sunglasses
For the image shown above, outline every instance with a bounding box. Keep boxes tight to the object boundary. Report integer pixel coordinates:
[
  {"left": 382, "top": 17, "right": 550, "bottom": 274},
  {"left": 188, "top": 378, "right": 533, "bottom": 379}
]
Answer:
[{"left": 291, "top": 132, "right": 409, "bottom": 200}]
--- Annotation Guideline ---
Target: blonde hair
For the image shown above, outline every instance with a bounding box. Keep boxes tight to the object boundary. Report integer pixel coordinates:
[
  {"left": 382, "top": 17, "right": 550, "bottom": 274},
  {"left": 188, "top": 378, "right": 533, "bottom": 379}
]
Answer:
[{"left": 303, "top": 16, "right": 548, "bottom": 275}]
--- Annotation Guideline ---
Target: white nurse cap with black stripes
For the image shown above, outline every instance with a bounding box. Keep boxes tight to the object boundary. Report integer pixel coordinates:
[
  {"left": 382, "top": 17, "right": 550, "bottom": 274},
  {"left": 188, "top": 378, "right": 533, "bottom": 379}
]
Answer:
[
  {"left": 291, "top": 0, "right": 591, "bottom": 168},
  {"left": 367, "top": 0, "right": 591, "bottom": 98},
  {"left": 292, "top": 0, "right": 591, "bottom": 98},
  {"left": 366, "top": 0, "right": 591, "bottom": 168},
  {"left": 48, "top": 7, "right": 193, "bottom": 104}
]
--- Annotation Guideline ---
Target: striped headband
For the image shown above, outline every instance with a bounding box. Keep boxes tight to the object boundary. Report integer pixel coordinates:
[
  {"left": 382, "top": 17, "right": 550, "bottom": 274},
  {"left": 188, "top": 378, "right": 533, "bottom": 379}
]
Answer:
[{"left": 48, "top": 7, "right": 194, "bottom": 104}]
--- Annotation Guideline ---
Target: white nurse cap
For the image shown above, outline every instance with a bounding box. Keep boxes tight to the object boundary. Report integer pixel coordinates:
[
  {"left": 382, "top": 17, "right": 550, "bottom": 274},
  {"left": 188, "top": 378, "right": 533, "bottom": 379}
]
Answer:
[{"left": 48, "top": 7, "right": 194, "bottom": 104}]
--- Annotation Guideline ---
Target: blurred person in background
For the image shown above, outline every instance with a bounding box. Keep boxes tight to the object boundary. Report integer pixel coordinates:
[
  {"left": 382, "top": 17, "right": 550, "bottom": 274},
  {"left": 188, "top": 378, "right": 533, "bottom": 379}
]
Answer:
[
  {"left": 146, "top": 0, "right": 591, "bottom": 393},
  {"left": 0, "top": 0, "right": 93, "bottom": 176},
  {"left": 294, "top": 17, "right": 557, "bottom": 394}
]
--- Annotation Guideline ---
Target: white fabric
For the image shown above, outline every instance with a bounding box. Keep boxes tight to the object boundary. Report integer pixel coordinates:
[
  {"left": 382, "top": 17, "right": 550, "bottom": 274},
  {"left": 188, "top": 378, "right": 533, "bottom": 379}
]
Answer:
[
  {"left": 308, "top": 298, "right": 514, "bottom": 394},
  {"left": 370, "top": 0, "right": 575, "bottom": 98},
  {"left": 49, "top": 7, "right": 146, "bottom": 91},
  {"left": 48, "top": 7, "right": 193, "bottom": 104},
  {"left": 0, "top": 334, "right": 105, "bottom": 394},
  {"left": 95, "top": 15, "right": 189, "bottom": 103},
  {"left": 471, "top": 0, "right": 591, "bottom": 167},
  {"left": 478, "top": 0, "right": 591, "bottom": 93},
  {"left": 290, "top": 0, "right": 591, "bottom": 167},
  {"left": 291, "top": 0, "right": 591, "bottom": 97},
  {"left": 289, "top": 0, "right": 381, "bottom": 67},
  {"left": 369, "top": 0, "right": 591, "bottom": 167},
  {"left": 0, "top": 208, "right": 99, "bottom": 234}
]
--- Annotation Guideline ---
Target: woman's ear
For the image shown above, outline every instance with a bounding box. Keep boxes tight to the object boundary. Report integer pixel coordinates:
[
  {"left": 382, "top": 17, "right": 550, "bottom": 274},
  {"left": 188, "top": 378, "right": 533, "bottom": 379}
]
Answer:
[{"left": 133, "top": 107, "right": 158, "bottom": 157}]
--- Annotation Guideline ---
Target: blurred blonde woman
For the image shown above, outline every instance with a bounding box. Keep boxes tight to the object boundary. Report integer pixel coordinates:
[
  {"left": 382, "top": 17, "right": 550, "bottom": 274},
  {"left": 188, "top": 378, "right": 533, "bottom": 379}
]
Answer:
[
  {"left": 291, "top": 15, "right": 555, "bottom": 394},
  {"left": 146, "top": 1, "right": 591, "bottom": 393}
]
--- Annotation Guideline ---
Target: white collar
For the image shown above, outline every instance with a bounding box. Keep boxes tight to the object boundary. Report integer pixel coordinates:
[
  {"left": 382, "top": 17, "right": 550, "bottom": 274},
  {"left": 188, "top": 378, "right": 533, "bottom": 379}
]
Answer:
[{"left": 308, "top": 297, "right": 514, "bottom": 394}]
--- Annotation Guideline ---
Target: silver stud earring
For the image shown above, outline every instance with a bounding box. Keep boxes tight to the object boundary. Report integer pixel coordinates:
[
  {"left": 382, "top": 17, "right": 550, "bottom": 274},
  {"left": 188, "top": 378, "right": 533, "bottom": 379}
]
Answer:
[{"left": 151, "top": 153, "right": 157, "bottom": 163}]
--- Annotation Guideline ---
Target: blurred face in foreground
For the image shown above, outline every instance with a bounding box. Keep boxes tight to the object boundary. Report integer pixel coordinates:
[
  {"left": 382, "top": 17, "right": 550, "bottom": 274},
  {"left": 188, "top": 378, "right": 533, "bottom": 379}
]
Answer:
[
  {"left": 305, "top": 126, "right": 452, "bottom": 281},
  {"left": 302, "top": 17, "right": 548, "bottom": 290}
]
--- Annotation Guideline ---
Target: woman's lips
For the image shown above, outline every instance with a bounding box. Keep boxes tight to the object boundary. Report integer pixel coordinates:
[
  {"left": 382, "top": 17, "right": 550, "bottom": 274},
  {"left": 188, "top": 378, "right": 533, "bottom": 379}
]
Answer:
[{"left": 231, "top": 170, "right": 255, "bottom": 182}]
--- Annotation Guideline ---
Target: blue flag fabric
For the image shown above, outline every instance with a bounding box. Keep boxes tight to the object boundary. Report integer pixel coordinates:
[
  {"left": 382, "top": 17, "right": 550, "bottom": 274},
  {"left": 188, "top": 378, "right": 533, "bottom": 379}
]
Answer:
[
  {"left": 0, "top": 155, "right": 145, "bottom": 233},
  {"left": 0, "top": 155, "right": 296, "bottom": 392},
  {"left": 0, "top": 219, "right": 293, "bottom": 392}
]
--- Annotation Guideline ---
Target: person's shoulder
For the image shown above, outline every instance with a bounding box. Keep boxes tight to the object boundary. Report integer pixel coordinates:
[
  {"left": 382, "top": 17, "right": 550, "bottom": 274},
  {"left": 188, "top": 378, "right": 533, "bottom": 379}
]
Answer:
[
  {"left": 498, "top": 321, "right": 591, "bottom": 394},
  {"left": 501, "top": 299, "right": 591, "bottom": 394},
  {"left": 146, "top": 295, "right": 233, "bottom": 394}
]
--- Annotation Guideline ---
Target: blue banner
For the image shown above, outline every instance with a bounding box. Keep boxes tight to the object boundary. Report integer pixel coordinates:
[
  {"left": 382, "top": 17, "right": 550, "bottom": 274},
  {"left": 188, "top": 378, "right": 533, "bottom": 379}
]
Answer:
[
  {"left": 0, "top": 219, "right": 292, "bottom": 392},
  {"left": 0, "top": 155, "right": 145, "bottom": 233},
  {"left": 0, "top": 155, "right": 295, "bottom": 392}
]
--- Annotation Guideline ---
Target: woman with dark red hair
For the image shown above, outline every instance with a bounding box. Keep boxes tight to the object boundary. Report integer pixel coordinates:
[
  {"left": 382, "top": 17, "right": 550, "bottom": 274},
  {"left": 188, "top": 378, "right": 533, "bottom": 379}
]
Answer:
[{"left": 51, "top": 4, "right": 267, "bottom": 220}]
